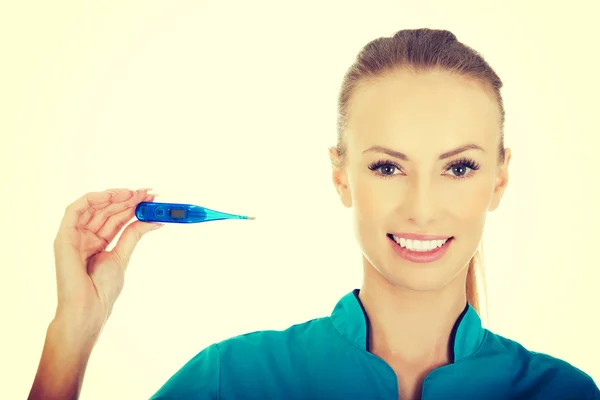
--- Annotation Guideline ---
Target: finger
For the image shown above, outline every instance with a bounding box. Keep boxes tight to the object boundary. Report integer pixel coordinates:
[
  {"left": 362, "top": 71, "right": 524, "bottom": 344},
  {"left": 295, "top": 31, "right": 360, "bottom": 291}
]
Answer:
[
  {"left": 104, "top": 188, "right": 136, "bottom": 202},
  {"left": 85, "top": 189, "right": 133, "bottom": 232},
  {"left": 96, "top": 193, "right": 157, "bottom": 245},
  {"left": 77, "top": 188, "right": 142, "bottom": 226},
  {"left": 86, "top": 189, "right": 151, "bottom": 233},
  {"left": 111, "top": 220, "right": 164, "bottom": 268},
  {"left": 54, "top": 190, "right": 118, "bottom": 285},
  {"left": 56, "top": 190, "right": 117, "bottom": 242},
  {"left": 77, "top": 200, "right": 111, "bottom": 226}
]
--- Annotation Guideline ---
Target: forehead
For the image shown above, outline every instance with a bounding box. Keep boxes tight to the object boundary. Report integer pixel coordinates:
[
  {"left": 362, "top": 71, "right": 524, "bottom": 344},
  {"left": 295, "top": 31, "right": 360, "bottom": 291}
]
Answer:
[{"left": 346, "top": 69, "right": 501, "bottom": 154}]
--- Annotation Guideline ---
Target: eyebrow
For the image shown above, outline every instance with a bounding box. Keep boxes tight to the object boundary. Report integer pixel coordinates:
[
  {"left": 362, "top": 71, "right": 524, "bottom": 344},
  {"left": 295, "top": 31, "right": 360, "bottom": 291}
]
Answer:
[{"left": 363, "top": 143, "right": 484, "bottom": 161}]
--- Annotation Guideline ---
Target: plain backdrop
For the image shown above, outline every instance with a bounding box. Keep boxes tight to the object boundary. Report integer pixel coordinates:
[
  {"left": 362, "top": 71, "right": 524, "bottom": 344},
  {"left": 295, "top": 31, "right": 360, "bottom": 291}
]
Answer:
[{"left": 1, "top": 1, "right": 599, "bottom": 398}]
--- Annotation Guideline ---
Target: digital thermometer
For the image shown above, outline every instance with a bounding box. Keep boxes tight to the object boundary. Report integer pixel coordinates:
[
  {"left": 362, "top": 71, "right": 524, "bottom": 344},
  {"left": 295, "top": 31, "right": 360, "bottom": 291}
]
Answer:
[{"left": 135, "top": 201, "right": 255, "bottom": 224}]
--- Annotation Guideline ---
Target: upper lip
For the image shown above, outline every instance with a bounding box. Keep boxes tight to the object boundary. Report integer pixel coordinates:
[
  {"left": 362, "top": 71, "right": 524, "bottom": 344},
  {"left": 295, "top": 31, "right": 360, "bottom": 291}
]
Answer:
[{"left": 389, "top": 233, "right": 452, "bottom": 241}]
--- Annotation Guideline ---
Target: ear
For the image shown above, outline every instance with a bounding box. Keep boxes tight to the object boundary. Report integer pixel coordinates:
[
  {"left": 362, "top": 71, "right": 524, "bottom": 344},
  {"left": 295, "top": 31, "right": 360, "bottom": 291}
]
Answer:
[
  {"left": 488, "top": 148, "right": 511, "bottom": 212},
  {"left": 329, "top": 146, "right": 352, "bottom": 208}
]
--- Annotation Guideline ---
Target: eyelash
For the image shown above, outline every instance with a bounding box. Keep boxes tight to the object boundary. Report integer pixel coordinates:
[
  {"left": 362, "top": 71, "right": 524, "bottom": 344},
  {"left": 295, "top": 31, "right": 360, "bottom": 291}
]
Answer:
[{"left": 367, "top": 157, "right": 481, "bottom": 180}]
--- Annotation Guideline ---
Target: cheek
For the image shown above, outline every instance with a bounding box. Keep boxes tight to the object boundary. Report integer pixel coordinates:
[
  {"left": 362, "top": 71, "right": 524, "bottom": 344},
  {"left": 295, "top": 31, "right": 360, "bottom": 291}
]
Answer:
[
  {"left": 441, "top": 175, "right": 494, "bottom": 224},
  {"left": 349, "top": 171, "right": 397, "bottom": 221},
  {"left": 347, "top": 174, "right": 397, "bottom": 241}
]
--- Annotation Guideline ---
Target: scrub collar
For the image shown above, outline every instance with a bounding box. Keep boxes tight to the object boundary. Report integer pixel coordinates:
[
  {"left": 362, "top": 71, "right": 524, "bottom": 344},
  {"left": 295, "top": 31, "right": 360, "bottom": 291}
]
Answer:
[{"left": 329, "top": 289, "right": 486, "bottom": 362}]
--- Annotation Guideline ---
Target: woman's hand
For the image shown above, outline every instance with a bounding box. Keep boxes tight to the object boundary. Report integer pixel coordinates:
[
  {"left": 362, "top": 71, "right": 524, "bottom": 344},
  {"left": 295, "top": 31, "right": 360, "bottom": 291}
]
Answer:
[
  {"left": 29, "top": 188, "right": 163, "bottom": 400},
  {"left": 52, "top": 188, "right": 162, "bottom": 329}
]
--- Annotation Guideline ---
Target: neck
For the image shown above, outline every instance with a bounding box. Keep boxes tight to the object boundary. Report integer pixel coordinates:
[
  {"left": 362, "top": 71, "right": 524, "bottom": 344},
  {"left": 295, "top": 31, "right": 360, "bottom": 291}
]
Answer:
[{"left": 358, "top": 263, "right": 468, "bottom": 366}]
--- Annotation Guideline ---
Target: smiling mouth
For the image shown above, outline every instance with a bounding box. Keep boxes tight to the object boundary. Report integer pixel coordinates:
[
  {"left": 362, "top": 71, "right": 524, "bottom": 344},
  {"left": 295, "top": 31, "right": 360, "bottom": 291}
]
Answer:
[{"left": 386, "top": 234, "right": 454, "bottom": 252}]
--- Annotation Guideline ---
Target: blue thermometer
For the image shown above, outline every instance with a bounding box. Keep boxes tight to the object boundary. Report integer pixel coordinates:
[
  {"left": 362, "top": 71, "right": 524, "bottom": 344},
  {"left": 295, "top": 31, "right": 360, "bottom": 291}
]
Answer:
[{"left": 135, "top": 201, "right": 255, "bottom": 224}]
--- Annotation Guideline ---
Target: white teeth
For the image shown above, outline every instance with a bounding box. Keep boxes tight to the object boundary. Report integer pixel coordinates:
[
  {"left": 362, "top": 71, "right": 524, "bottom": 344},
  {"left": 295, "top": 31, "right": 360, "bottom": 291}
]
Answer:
[{"left": 392, "top": 236, "right": 449, "bottom": 252}]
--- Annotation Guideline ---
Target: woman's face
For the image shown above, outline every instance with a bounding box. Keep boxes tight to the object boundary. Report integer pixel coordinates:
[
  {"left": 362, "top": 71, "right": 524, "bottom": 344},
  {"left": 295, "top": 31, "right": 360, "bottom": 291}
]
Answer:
[{"left": 331, "top": 69, "right": 510, "bottom": 292}]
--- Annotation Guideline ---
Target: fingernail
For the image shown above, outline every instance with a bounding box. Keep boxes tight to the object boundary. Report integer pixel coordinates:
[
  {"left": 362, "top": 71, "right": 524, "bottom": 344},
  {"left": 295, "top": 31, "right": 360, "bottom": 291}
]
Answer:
[{"left": 151, "top": 223, "right": 164, "bottom": 230}]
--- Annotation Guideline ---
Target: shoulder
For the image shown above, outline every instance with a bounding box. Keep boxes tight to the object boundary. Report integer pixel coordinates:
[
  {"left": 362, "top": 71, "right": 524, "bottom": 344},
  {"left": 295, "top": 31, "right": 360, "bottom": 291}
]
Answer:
[
  {"left": 482, "top": 329, "right": 599, "bottom": 398},
  {"left": 216, "top": 315, "right": 335, "bottom": 360},
  {"left": 149, "top": 316, "right": 336, "bottom": 399}
]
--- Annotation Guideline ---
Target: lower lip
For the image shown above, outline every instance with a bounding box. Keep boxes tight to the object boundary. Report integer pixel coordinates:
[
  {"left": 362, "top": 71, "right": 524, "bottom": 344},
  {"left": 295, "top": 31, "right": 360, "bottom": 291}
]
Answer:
[{"left": 388, "top": 235, "right": 453, "bottom": 263}]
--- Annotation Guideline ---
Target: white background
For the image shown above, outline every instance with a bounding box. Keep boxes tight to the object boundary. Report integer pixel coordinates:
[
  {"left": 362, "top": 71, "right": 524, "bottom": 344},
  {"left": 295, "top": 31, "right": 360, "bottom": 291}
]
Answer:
[{"left": 1, "top": 1, "right": 598, "bottom": 398}]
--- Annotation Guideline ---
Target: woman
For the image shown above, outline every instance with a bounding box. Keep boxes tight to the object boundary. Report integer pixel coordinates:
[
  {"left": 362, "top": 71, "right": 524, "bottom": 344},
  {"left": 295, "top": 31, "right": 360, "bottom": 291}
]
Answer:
[{"left": 29, "top": 28, "right": 598, "bottom": 400}]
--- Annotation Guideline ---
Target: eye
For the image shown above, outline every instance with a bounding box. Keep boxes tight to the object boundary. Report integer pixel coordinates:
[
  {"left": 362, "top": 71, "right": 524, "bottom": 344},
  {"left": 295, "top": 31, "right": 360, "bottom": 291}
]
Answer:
[
  {"left": 378, "top": 164, "right": 399, "bottom": 176},
  {"left": 444, "top": 158, "right": 480, "bottom": 179},
  {"left": 448, "top": 164, "right": 470, "bottom": 177},
  {"left": 368, "top": 160, "right": 402, "bottom": 178}
]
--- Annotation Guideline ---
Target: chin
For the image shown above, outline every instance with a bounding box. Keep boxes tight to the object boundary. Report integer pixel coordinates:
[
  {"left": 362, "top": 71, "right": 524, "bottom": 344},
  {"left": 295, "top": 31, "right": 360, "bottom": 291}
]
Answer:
[
  {"left": 365, "top": 253, "right": 467, "bottom": 293},
  {"left": 383, "top": 268, "right": 455, "bottom": 292}
]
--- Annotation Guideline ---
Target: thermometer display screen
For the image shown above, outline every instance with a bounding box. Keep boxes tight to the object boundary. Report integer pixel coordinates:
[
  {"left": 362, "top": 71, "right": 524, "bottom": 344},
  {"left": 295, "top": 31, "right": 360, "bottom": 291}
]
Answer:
[{"left": 169, "top": 209, "right": 185, "bottom": 219}]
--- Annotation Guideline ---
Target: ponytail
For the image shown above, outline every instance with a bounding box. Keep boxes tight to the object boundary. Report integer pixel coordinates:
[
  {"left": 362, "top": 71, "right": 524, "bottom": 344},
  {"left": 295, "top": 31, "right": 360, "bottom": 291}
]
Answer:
[{"left": 466, "top": 242, "right": 487, "bottom": 320}]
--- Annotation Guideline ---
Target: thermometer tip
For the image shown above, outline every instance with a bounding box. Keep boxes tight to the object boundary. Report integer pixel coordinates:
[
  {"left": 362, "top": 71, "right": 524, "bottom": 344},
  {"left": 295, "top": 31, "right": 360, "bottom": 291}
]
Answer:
[{"left": 247, "top": 216, "right": 256, "bottom": 220}]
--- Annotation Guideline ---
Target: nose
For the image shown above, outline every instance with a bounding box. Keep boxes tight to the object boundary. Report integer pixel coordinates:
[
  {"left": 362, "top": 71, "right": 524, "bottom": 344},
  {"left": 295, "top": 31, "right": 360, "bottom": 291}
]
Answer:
[{"left": 403, "top": 176, "right": 437, "bottom": 227}]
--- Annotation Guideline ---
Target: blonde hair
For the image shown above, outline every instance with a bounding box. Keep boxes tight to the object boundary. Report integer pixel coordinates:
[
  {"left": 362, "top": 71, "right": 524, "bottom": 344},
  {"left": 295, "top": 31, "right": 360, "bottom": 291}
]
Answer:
[
  {"left": 335, "top": 29, "right": 506, "bottom": 164},
  {"left": 466, "top": 242, "right": 488, "bottom": 320}
]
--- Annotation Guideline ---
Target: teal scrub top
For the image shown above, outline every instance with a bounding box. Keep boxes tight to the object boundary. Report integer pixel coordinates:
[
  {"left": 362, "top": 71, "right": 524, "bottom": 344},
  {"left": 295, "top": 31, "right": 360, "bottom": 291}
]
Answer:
[{"left": 149, "top": 290, "right": 599, "bottom": 399}]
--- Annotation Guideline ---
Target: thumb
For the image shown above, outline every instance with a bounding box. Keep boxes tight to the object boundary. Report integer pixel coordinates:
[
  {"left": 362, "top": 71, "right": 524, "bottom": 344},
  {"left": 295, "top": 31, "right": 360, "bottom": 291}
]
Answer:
[{"left": 112, "top": 221, "right": 164, "bottom": 269}]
